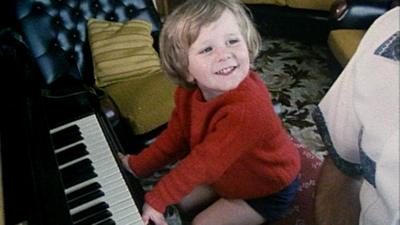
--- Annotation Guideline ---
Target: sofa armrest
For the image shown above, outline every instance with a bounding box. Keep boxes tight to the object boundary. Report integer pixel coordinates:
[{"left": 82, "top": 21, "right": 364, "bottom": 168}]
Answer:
[{"left": 329, "top": 0, "right": 393, "bottom": 29}]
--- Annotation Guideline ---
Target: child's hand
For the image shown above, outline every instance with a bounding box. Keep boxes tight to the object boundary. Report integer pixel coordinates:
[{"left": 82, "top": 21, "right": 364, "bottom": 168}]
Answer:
[
  {"left": 142, "top": 203, "right": 168, "bottom": 225},
  {"left": 118, "top": 152, "right": 136, "bottom": 176}
]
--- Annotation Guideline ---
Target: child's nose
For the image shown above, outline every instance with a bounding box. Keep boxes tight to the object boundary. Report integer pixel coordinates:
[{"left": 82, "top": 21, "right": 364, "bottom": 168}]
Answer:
[{"left": 216, "top": 47, "right": 232, "bottom": 62}]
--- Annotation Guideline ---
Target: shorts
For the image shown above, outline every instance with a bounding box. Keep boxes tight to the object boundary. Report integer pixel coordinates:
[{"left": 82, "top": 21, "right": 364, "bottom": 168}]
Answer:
[{"left": 245, "top": 177, "right": 299, "bottom": 223}]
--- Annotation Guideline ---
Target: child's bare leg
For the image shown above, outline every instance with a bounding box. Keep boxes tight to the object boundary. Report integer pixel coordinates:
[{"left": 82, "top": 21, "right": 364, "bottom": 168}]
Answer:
[
  {"left": 192, "top": 198, "right": 265, "bottom": 225},
  {"left": 178, "top": 184, "right": 219, "bottom": 217}
]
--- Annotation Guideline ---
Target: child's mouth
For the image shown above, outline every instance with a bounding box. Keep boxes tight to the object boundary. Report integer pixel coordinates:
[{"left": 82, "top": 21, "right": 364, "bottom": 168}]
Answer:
[{"left": 215, "top": 66, "right": 237, "bottom": 76}]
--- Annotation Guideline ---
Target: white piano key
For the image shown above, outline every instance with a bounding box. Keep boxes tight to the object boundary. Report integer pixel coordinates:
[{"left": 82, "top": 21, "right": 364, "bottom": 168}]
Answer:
[
  {"left": 58, "top": 155, "right": 88, "bottom": 170},
  {"left": 70, "top": 195, "right": 105, "bottom": 215},
  {"left": 114, "top": 210, "right": 144, "bottom": 225},
  {"left": 65, "top": 178, "right": 99, "bottom": 194},
  {"left": 69, "top": 179, "right": 128, "bottom": 215},
  {"left": 107, "top": 198, "right": 133, "bottom": 212},
  {"left": 51, "top": 114, "right": 143, "bottom": 225},
  {"left": 54, "top": 141, "right": 83, "bottom": 154},
  {"left": 57, "top": 144, "right": 109, "bottom": 169},
  {"left": 69, "top": 182, "right": 126, "bottom": 214},
  {"left": 112, "top": 207, "right": 140, "bottom": 224}
]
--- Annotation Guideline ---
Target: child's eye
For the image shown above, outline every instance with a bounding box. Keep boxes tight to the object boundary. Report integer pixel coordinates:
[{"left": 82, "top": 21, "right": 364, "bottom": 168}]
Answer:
[
  {"left": 199, "top": 47, "right": 213, "bottom": 54},
  {"left": 227, "top": 39, "right": 239, "bottom": 45}
]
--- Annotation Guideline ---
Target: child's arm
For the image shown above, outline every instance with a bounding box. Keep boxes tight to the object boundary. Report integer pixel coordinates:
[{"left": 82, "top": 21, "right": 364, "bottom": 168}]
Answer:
[
  {"left": 144, "top": 103, "right": 285, "bottom": 213},
  {"left": 128, "top": 105, "right": 189, "bottom": 178}
]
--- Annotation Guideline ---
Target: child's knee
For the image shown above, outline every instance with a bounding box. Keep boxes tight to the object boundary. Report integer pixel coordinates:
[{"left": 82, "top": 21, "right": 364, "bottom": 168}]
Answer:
[{"left": 191, "top": 213, "right": 209, "bottom": 225}]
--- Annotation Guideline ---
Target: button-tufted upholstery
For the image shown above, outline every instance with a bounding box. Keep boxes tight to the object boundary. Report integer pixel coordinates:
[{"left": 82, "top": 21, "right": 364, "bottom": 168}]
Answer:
[
  {"left": 12, "top": 0, "right": 177, "bottom": 153},
  {"left": 15, "top": 0, "right": 161, "bottom": 86}
]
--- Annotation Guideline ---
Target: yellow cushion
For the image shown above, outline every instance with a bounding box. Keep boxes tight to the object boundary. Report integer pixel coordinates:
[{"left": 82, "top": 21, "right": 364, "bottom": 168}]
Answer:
[
  {"left": 242, "top": 0, "right": 333, "bottom": 10},
  {"left": 104, "top": 70, "right": 176, "bottom": 134},
  {"left": 87, "top": 18, "right": 176, "bottom": 134},
  {"left": 287, "top": 0, "right": 334, "bottom": 11},
  {"left": 88, "top": 18, "right": 162, "bottom": 87},
  {"left": 328, "top": 29, "right": 366, "bottom": 67},
  {"left": 242, "top": 0, "right": 287, "bottom": 6}
]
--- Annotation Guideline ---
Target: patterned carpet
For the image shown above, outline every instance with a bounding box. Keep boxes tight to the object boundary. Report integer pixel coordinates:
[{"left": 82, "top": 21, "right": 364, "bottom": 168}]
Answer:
[
  {"left": 255, "top": 35, "right": 341, "bottom": 159},
  {"left": 142, "top": 34, "right": 342, "bottom": 225}
]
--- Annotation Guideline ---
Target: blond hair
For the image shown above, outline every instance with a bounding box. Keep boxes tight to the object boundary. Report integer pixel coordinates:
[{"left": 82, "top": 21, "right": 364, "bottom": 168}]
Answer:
[{"left": 159, "top": 0, "right": 261, "bottom": 88}]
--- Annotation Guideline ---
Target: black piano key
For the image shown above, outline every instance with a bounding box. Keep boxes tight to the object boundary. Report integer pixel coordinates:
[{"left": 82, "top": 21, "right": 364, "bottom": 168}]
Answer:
[
  {"left": 60, "top": 158, "right": 93, "bottom": 178},
  {"left": 74, "top": 209, "right": 112, "bottom": 225},
  {"left": 68, "top": 190, "right": 105, "bottom": 209},
  {"left": 51, "top": 125, "right": 83, "bottom": 149},
  {"left": 66, "top": 182, "right": 101, "bottom": 201},
  {"left": 48, "top": 114, "right": 144, "bottom": 224},
  {"left": 56, "top": 143, "right": 89, "bottom": 165},
  {"left": 63, "top": 171, "right": 98, "bottom": 189},
  {"left": 71, "top": 202, "right": 109, "bottom": 223},
  {"left": 97, "top": 218, "right": 116, "bottom": 225},
  {"left": 61, "top": 159, "right": 94, "bottom": 187},
  {"left": 61, "top": 163, "right": 94, "bottom": 183},
  {"left": 95, "top": 218, "right": 116, "bottom": 225}
]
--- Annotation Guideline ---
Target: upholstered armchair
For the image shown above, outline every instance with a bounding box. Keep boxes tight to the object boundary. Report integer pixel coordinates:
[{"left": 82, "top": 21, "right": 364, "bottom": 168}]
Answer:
[
  {"left": 243, "top": 0, "right": 335, "bottom": 43},
  {"left": 10, "top": 0, "right": 176, "bottom": 153},
  {"left": 327, "top": 0, "right": 396, "bottom": 66}
]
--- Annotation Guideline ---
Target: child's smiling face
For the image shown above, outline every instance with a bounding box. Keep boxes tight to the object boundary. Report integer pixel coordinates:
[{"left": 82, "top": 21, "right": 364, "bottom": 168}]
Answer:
[{"left": 187, "top": 9, "right": 250, "bottom": 100}]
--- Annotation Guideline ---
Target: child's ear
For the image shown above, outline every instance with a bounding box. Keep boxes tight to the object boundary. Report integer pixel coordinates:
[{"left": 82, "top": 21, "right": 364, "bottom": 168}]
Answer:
[{"left": 186, "top": 74, "right": 195, "bottom": 82}]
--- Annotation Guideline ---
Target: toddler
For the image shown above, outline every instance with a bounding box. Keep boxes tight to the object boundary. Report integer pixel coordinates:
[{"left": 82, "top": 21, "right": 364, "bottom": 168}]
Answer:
[{"left": 120, "top": 0, "right": 301, "bottom": 224}]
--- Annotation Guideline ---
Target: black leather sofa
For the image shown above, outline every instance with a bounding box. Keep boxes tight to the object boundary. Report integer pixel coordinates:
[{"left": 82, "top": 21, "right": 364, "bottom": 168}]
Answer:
[{"left": 0, "top": 0, "right": 169, "bottom": 154}]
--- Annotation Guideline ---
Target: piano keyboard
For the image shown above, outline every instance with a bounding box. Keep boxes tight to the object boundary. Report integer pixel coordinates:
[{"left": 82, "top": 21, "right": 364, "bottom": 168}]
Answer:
[{"left": 50, "top": 114, "right": 144, "bottom": 225}]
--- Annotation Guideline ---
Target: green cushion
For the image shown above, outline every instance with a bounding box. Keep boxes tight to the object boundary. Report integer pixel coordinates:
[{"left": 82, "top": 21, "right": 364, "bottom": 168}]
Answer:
[
  {"left": 287, "top": 0, "right": 334, "bottom": 11},
  {"left": 88, "top": 18, "right": 162, "bottom": 87},
  {"left": 242, "top": 0, "right": 334, "bottom": 11},
  {"left": 104, "top": 70, "right": 176, "bottom": 134},
  {"left": 328, "top": 29, "right": 366, "bottom": 67},
  {"left": 242, "top": 0, "right": 286, "bottom": 6},
  {"left": 87, "top": 18, "right": 176, "bottom": 134}
]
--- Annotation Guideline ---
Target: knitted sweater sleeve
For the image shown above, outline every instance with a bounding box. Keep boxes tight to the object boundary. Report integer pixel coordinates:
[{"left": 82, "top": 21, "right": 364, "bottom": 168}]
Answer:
[
  {"left": 145, "top": 103, "right": 273, "bottom": 213},
  {"left": 128, "top": 90, "right": 189, "bottom": 178}
]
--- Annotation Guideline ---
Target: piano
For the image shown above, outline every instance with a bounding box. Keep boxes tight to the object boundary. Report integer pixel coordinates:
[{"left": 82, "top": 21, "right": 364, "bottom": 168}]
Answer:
[{"left": 1, "top": 83, "right": 145, "bottom": 225}]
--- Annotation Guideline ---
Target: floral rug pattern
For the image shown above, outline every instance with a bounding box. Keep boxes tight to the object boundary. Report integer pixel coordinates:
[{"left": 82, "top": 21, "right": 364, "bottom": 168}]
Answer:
[
  {"left": 141, "top": 35, "right": 341, "bottom": 225},
  {"left": 254, "top": 35, "right": 340, "bottom": 159}
]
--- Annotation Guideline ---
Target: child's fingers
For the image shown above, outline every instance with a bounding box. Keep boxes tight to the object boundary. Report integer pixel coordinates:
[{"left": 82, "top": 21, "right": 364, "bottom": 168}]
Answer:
[
  {"left": 117, "top": 153, "right": 135, "bottom": 175},
  {"left": 142, "top": 215, "right": 149, "bottom": 225},
  {"left": 148, "top": 216, "right": 168, "bottom": 225},
  {"left": 117, "top": 152, "right": 125, "bottom": 159}
]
